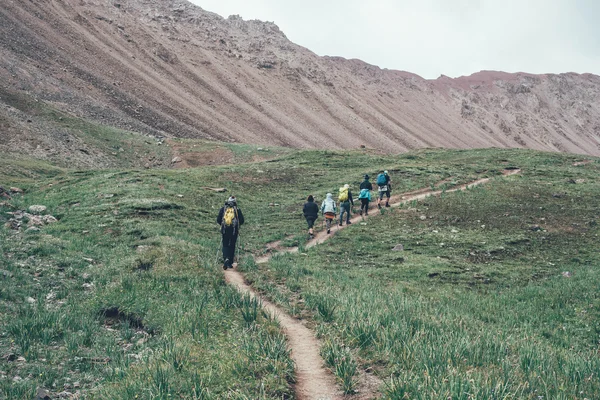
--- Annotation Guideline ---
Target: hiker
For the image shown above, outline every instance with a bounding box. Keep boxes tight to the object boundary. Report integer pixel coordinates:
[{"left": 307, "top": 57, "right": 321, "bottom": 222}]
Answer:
[
  {"left": 358, "top": 174, "right": 373, "bottom": 215},
  {"left": 320, "top": 193, "right": 337, "bottom": 234},
  {"left": 376, "top": 170, "right": 392, "bottom": 208},
  {"left": 338, "top": 184, "right": 354, "bottom": 226},
  {"left": 302, "top": 195, "right": 319, "bottom": 238},
  {"left": 216, "top": 196, "right": 245, "bottom": 270}
]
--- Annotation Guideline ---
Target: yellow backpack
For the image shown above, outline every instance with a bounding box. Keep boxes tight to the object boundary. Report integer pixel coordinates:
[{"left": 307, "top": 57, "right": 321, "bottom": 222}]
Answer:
[
  {"left": 339, "top": 187, "right": 349, "bottom": 202},
  {"left": 223, "top": 206, "right": 236, "bottom": 227}
]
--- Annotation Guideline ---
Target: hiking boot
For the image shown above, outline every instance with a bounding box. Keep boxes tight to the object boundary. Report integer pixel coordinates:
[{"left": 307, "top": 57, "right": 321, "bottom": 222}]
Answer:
[
  {"left": 359, "top": 210, "right": 363, "bottom": 216},
  {"left": 223, "top": 264, "right": 228, "bottom": 270},
  {"left": 378, "top": 204, "right": 382, "bottom": 209},
  {"left": 327, "top": 229, "right": 330, "bottom": 234},
  {"left": 347, "top": 221, "right": 352, "bottom": 225},
  {"left": 385, "top": 203, "right": 390, "bottom": 207}
]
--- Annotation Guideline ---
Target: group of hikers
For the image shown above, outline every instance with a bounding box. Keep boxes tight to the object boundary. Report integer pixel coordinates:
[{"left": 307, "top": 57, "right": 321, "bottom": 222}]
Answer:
[
  {"left": 216, "top": 171, "right": 391, "bottom": 269},
  {"left": 302, "top": 170, "right": 391, "bottom": 237}
]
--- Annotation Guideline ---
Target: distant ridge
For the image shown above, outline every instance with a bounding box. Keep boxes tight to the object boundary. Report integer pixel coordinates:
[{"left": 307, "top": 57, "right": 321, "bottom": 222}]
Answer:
[{"left": 2, "top": 0, "right": 600, "bottom": 167}]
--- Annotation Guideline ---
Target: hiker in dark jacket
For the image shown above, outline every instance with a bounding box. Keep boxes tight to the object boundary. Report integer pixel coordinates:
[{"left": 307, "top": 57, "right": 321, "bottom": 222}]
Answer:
[
  {"left": 302, "top": 195, "right": 319, "bottom": 238},
  {"left": 358, "top": 174, "right": 373, "bottom": 216},
  {"left": 216, "top": 196, "right": 245, "bottom": 270},
  {"left": 338, "top": 184, "right": 354, "bottom": 226}
]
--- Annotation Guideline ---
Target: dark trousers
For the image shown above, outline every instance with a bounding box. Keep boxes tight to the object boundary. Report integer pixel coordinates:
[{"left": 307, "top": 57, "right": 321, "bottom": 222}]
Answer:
[
  {"left": 222, "top": 233, "right": 238, "bottom": 267},
  {"left": 360, "top": 198, "right": 370, "bottom": 214}
]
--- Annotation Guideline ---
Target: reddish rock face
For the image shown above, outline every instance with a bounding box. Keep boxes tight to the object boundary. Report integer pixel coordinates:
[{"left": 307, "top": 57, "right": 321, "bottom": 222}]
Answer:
[{"left": 1, "top": 0, "right": 600, "bottom": 165}]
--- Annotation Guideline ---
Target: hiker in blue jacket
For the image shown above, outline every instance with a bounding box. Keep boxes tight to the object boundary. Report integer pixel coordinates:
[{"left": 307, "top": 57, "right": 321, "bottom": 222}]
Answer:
[{"left": 358, "top": 174, "right": 373, "bottom": 215}]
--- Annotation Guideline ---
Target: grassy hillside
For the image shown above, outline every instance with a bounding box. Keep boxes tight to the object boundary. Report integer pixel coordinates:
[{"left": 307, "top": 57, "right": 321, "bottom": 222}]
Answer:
[{"left": 1, "top": 145, "right": 598, "bottom": 398}]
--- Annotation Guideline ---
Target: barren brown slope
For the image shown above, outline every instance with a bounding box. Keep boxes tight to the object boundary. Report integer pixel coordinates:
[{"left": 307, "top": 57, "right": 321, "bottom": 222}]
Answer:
[{"left": 2, "top": 0, "right": 600, "bottom": 166}]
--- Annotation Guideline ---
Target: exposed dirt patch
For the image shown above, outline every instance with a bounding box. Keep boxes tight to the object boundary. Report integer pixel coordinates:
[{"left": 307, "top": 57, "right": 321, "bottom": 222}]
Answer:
[{"left": 167, "top": 139, "right": 234, "bottom": 168}]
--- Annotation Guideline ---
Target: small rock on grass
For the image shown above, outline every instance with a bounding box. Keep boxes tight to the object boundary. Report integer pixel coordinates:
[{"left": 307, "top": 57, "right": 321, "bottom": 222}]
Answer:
[
  {"left": 562, "top": 271, "right": 572, "bottom": 278},
  {"left": 392, "top": 244, "right": 404, "bottom": 251},
  {"left": 36, "top": 387, "right": 51, "bottom": 400},
  {"left": 28, "top": 205, "right": 47, "bottom": 214}
]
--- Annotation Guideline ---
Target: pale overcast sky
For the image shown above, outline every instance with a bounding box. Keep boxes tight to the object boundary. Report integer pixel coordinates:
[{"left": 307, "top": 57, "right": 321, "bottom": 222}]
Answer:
[{"left": 189, "top": 0, "right": 600, "bottom": 79}]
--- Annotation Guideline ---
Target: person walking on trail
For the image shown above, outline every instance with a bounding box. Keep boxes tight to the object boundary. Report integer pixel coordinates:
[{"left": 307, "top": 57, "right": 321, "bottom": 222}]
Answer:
[
  {"left": 321, "top": 193, "right": 337, "bottom": 234},
  {"left": 338, "top": 184, "right": 354, "bottom": 226},
  {"left": 376, "top": 170, "right": 392, "bottom": 208},
  {"left": 302, "top": 195, "right": 319, "bottom": 239},
  {"left": 358, "top": 174, "right": 373, "bottom": 216},
  {"left": 216, "top": 196, "right": 245, "bottom": 270}
]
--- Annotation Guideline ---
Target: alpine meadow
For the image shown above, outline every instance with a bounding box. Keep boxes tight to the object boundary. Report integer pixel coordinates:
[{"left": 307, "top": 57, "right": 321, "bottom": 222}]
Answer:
[
  {"left": 2, "top": 0, "right": 600, "bottom": 398},
  {"left": 1, "top": 143, "right": 599, "bottom": 399}
]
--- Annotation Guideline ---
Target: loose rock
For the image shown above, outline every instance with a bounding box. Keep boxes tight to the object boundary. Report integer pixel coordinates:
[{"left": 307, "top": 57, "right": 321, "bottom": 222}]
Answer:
[
  {"left": 392, "top": 244, "right": 404, "bottom": 251},
  {"left": 28, "top": 205, "right": 47, "bottom": 214}
]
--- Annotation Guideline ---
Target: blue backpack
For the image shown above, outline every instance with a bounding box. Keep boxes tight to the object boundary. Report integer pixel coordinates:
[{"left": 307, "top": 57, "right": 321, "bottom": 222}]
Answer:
[{"left": 377, "top": 173, "right": 387, "bottom": 186}]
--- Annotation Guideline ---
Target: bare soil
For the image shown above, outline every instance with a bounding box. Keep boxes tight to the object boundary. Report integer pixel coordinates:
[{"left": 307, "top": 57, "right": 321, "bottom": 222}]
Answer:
[
  {"left": 224, "top": 270, "right": 343, "bottom": 400},
  {"left": 2, "top": 0, "right": 600, "bottom": 169}
]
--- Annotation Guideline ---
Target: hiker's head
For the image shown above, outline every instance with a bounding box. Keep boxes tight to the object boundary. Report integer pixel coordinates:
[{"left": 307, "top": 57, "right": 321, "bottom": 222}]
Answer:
[
  {"left": 344, "top": 184, "right": 349, "bottom": 189},
  {"left": 364, "top": 174, "right": 370, "bottom": 180},
  {"left": 225, "top": 196, "right": 237, "bottom": 206},
  {"left": 307, "top": 195, "right": 314, "bottom": 202},
  {"left": 326, "top": 193, "right": 332, "bottom": 199},
  {"left": 384, "top": 170, "right": 389, "bottom": 175}
]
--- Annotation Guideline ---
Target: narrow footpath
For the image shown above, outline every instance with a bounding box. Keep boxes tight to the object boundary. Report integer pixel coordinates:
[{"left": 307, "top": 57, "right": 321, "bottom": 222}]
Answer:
[{"left": 225, "top": 168, "right": 521, "bottom": 399}]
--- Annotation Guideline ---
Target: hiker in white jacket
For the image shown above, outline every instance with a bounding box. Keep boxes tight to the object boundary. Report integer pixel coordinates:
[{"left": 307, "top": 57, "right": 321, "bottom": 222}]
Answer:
[{"left": 320, "top": 193, "right": 337, "bottom": 234}]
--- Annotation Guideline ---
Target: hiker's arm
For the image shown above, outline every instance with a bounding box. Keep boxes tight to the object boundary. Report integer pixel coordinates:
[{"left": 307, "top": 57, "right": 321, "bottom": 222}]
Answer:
[
  {"left": 237, "top": 209, "right": 245, "bottom": 225},
  {"left": 216, "top": 208, "right": 223, "bottom": 225},
  {"left": 349, "top": 192, "right": 354, "bottom": 205}
]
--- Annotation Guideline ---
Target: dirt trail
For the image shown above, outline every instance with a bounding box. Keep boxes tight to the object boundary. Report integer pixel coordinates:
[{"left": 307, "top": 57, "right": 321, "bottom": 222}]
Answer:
[
  {"left": 257, "top": 169, "right": 521, "bottom": 262},
  {"left": 227, "top": 169, "right": 521, "bottom": 399},
  {"left": 224, "top": 270, "right": 343, "bottom": 400}
]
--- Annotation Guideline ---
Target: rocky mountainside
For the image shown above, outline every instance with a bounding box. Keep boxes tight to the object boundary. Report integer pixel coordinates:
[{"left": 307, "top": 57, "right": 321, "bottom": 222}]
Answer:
[{"left": 2, "top": 0, "right": 600, "bottom": 167}]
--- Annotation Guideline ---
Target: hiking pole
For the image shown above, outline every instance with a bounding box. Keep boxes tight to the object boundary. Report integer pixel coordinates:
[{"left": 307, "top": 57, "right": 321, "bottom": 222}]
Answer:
[
  {"left": 235, "top": 232, "right": 242, "bottom": 266},
  {"left": 215, "top": 240, "right": 223, "bottom": 265}
]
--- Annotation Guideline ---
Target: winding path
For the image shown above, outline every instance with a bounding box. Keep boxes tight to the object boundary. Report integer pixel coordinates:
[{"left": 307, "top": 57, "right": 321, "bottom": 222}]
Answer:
[{"left": 225, "top": 169, "right": 521, "bottom": 399}]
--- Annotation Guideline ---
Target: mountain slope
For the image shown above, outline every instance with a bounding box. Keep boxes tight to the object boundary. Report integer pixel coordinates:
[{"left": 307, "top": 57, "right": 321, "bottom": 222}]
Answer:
[{"left": 2, "top": 0, "right": 600, "bottom": 165}]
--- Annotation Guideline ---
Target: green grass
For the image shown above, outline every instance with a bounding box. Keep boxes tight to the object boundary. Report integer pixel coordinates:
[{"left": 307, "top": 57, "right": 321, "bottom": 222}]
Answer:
[
  {"left": 244, "top": 150, "right": 600, "bottom": 399},
  {"left": 1, "top": 145, "right": 599, "bottom": 398}
]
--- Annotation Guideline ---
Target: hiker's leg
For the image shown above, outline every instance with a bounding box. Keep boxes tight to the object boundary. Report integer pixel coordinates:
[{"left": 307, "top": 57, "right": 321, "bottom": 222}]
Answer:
[
  {"left": 365, "top": 199, "right": 369, "bottom": 215},
  {"left": 385, "top": 190, "right": 391, "bottom": 206},
  {"left": 345, "top": 204, "right": 351, "bottom": 223},
  {"left": 339, "top": 209, "right": 344, "bottom": 225},
  {"left": 221, "top": 236, "right": 228, "bottom": 265},
  {"left": 326, "top": 218, "right": 331, "bottom": 232}
]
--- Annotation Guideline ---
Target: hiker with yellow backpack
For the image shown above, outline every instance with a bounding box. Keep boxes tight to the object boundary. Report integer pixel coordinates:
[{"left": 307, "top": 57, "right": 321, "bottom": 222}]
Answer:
[
  {"left": 216, "top": 196, "right": 245, "bottom": 270},
  {"left": 338, "top": 184, "right": 354, "bottom": 226}
]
